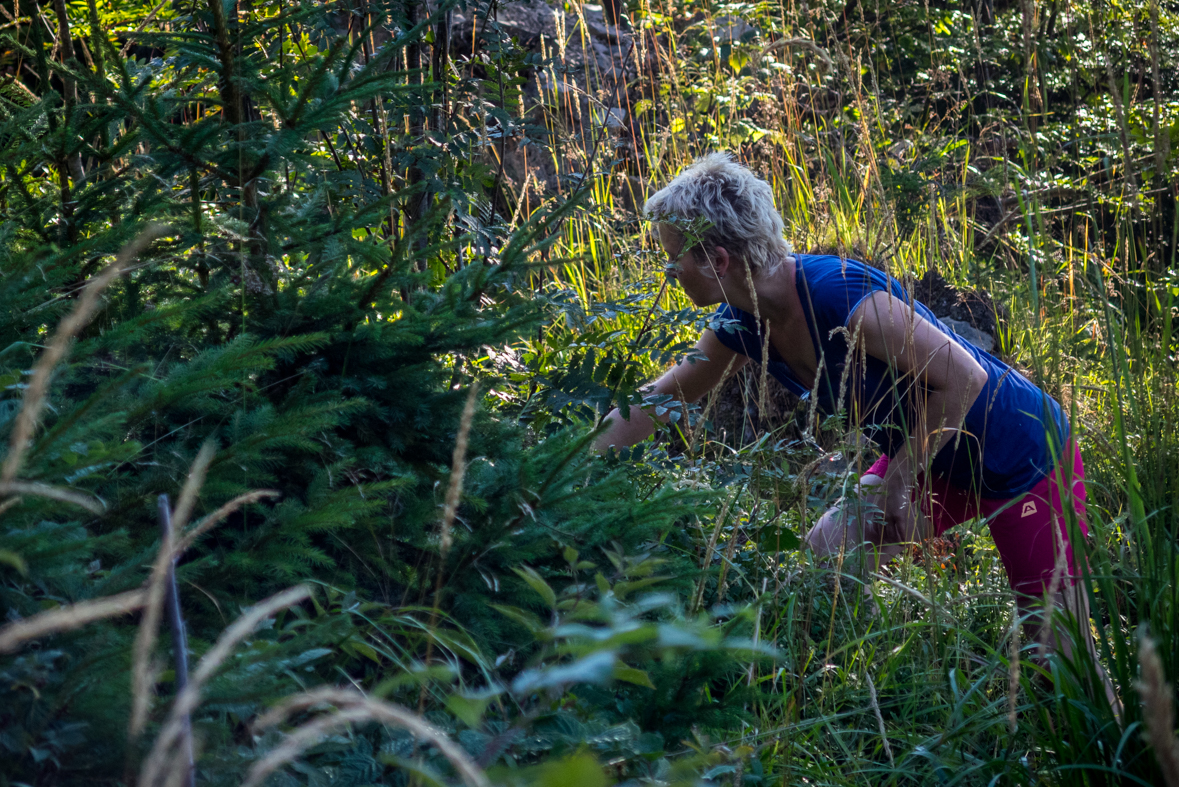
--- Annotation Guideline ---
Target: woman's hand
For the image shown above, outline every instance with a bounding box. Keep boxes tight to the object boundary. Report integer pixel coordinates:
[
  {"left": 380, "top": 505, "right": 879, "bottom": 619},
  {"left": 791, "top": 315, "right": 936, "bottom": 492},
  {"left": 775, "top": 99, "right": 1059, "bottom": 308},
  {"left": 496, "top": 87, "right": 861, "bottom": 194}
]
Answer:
[
  {"left": 877, "top": 458, "right": 929, "bottom": 546},
  {"left": 593, "top": 330, "right": 747, "bottom": 453},
  {"left": 805, "top": 471, "right": 915, "bottom": 571},
  {"left": 880, "top": 472, "right": 917, "bottom": 542}
]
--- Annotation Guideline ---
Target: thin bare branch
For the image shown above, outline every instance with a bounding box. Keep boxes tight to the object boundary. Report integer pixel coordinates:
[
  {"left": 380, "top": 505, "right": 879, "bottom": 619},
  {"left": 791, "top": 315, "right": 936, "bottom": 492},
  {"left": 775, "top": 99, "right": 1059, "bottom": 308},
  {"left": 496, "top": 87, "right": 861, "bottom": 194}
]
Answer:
[
  {"left": 131, "top": 442, "right": 217, "bottom": 739},
  {"left": 140, "top": 586, "right": 312, "bottom": 787}
]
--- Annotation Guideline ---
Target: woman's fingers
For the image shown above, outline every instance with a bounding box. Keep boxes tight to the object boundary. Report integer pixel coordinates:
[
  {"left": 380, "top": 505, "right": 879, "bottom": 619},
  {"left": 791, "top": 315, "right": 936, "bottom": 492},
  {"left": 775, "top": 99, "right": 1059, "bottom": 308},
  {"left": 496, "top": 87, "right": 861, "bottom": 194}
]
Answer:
[
  {"left": 881, "top": 485, "right": 921, "bottom": 543},
  {"left": 805, "top": 506, "right": 854, "bottom": 558}
]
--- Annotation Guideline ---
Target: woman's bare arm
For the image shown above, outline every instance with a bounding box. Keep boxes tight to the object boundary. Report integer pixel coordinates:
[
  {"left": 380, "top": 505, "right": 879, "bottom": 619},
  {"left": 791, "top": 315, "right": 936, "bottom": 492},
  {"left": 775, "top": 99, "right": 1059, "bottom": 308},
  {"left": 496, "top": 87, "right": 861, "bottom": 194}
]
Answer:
[
  {"left": 593, "top": 330, "right": 748, "bottom": 452},
  {"left": 850, "top": 291, "right": 989, "bottom": 543}
]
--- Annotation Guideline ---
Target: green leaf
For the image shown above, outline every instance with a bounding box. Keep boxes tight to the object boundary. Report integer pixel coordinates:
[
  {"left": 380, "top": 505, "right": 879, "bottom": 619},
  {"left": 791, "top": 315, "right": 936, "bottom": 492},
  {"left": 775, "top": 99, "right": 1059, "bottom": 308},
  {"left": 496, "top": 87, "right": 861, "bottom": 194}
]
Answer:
[
  {"left": 446, "top": 693, "right": 493, "bottom": 728},
  {"left": 613, "top": 576, "right": 665, "bottom": 600},
  {"left": 536, "top": 753, "right": 608, "bottom": 787},
  {"left": 613, "top": 663, "right": 655, "bottom": 689},
  {"left": 513, "top": 565, "right": 557, "bottom": 608},
  {"left": 594, "top": 572, "right": 610, "bottom": 595},
  {"left": 0, "top": 549, "right": 27, "bottom": 575},
  {"left": 371, "top": 665, "right": 457, "bottom": 696},
  {"left": 758, "top": 525, "right": 800, "bottom": 552},
  {"left": 490, "top": 603, "right": 546, "bottom": 634},
  {"left": 511, "top": 651, "right": 616, "bottom": 694},
  {"left": 344, "top": 639, "right": 382, "bottom": 665}
]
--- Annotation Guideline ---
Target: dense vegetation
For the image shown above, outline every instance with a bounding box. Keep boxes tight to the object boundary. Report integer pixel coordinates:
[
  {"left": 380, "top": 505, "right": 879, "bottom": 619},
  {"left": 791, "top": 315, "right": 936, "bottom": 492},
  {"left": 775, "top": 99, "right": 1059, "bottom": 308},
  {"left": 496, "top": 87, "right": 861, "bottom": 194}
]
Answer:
[{"left": 0, "top": 0, "right": 1177, "bottom": 783}]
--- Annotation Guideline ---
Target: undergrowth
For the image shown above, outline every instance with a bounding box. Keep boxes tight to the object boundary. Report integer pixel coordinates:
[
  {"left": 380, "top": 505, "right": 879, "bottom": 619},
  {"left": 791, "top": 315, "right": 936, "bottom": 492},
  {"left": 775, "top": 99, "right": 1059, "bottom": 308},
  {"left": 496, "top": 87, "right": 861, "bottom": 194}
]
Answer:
[{"left": 0, "top": 0, "right": 1177, "bottom": 784}]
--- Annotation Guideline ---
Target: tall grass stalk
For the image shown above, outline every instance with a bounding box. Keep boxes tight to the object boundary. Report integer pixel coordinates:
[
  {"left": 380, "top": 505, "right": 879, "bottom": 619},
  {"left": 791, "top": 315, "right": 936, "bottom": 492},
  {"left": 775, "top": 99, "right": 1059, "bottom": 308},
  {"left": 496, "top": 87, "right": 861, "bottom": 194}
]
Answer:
[{"left": 516, "top": 0, "right": 1179, "bottom": 780}]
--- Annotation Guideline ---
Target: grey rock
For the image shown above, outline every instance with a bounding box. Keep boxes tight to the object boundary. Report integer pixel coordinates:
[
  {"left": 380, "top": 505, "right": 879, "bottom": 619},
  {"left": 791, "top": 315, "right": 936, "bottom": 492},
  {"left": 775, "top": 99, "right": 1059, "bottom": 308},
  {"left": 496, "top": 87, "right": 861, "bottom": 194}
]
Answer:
[
  {"left": 451, "top": 0, "right": 559, "bottom": 44},
  {"left": 713, "top": 16, "right": 754, "bottom": 43},
  {"left": 941, "top": 317, "right": 995, "bottom": 353}
]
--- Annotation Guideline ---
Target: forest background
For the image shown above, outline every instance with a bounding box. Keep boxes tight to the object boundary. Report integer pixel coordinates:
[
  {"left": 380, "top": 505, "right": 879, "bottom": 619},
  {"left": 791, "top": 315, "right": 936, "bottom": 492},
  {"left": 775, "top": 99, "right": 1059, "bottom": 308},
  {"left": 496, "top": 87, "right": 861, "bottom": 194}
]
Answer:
[{"left": 0, "top": 0, "right": 1177, "bottom": 783}]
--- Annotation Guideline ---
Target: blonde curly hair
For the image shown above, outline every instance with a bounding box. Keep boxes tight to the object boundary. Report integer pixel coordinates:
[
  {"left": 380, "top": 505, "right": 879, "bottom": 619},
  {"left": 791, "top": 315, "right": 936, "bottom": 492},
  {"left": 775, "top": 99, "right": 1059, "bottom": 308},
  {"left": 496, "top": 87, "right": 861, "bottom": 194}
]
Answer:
[{"left": 644, "top": 153, "right": 790, "bottom": 273}]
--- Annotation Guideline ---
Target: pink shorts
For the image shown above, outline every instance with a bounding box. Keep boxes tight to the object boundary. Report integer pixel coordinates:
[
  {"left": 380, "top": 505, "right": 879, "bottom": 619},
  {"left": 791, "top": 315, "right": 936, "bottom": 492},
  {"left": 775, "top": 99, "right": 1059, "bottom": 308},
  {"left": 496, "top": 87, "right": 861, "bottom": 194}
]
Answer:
[{"left": 865, "top": 446, "right": 1090, "bottom": 598}]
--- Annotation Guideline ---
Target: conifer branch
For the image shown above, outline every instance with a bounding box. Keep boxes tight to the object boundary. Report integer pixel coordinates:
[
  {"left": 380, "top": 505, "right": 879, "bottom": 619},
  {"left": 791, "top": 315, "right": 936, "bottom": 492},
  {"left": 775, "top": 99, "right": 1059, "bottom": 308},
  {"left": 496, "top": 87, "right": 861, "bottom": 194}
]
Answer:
[
  {"left": 118, "top": 0, "right": 170, "bottom": 58},
  {"left": 1, "top": 225, "right": 166, "bottom": 487},
  {"left": 206, "top": 0, "right": 242, "bottom": 127},
  {"left": 85, "top": 0, "right": 105, "bottom": 82}
]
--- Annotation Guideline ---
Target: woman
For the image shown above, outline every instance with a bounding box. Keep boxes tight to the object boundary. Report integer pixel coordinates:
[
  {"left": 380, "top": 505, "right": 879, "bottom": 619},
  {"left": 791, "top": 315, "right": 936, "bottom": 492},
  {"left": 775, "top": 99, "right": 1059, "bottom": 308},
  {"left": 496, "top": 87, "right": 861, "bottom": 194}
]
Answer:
[{"left": 595, "top": 153, "right": 1096, "bottom": 656}]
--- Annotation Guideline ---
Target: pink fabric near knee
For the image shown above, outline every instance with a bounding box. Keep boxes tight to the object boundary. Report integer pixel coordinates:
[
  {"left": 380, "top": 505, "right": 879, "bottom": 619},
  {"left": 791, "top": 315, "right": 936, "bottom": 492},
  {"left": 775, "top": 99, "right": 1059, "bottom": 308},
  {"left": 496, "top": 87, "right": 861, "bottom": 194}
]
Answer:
[
  {"left": 981, "top": 446, "right": 1089, "bottom": 597},
  {"left": 867, "top": 447, "right": 1090, "bottom": 598},
  {"left": 865, "top": 454, "right": 890, "bottom": 477}
]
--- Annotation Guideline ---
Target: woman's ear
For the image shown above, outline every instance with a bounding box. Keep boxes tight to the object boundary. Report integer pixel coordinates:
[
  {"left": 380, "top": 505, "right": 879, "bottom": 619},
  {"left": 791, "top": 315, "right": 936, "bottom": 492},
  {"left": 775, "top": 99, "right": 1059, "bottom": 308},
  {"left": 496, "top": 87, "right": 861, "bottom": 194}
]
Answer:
[{"left": 711, "top": 246, "right": 732, "bottom": 279}]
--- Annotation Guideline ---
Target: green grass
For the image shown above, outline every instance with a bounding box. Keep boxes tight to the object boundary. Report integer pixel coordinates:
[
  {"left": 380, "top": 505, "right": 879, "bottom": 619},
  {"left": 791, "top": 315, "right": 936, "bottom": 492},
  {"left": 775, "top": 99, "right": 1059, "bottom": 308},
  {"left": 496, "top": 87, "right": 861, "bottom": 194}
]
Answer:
[
  {"left": 505, "top": 0, "right": 1179, "bottom": 782},
  {"left": 2, "top": 0, "right": 1174, "bottom": 782}
]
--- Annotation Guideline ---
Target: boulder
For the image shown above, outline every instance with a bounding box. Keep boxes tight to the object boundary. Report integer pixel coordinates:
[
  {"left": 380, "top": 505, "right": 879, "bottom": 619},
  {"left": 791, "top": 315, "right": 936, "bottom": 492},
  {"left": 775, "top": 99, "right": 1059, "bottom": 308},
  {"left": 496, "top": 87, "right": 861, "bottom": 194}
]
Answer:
[
  {"left": 940, "top": 317, "right": 994, "bottom": 353},
  {"left": 451, "top": 0, "right": 636, "bottom": 208},
  {"left": 912, "top": 268, "right": 1005, "bottom": 354},
  {"left": 450, "top": 0, "right": 559, "bottom": 46}
]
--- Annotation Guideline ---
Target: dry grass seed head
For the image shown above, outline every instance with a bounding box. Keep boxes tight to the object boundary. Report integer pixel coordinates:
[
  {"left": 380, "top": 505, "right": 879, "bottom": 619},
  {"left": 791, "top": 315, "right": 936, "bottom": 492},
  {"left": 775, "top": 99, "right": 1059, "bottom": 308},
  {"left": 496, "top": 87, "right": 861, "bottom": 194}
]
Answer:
[
  {"left": 130, "top": 441, "right": 217, "bottom": 739},
  {"left": 0, "top": 589, "right": 147, "bottom": 654},
  {"left": 1, "top": 226, "right": 167, "bottom": 487},
  {"left": 439, "top": 383, "right": 479, "bottom": 558},
  {"left": 1137, "top": 629, "right": 1179, "bottom": 787},
  {"left": 244, "top": 688, "right": 491, "bottom": 787},
  {"left": 138, "top": 585, "right": 312, "bottom": 787}
]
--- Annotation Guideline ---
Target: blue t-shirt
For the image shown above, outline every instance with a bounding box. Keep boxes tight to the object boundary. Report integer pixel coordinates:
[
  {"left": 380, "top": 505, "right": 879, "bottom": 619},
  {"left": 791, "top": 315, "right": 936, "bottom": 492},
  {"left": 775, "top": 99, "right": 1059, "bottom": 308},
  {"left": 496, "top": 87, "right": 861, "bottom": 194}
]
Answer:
[{"left": 710, "top": 255, "right": 1068, "bottom": 498}]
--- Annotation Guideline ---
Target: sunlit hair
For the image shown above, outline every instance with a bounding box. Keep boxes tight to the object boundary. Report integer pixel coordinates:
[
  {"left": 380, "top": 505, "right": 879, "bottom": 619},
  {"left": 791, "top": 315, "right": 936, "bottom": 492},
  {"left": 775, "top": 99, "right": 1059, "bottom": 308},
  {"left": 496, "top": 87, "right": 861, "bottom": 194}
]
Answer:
[{"left": 644, "top": 153, "right": 789, "bottom": 274}]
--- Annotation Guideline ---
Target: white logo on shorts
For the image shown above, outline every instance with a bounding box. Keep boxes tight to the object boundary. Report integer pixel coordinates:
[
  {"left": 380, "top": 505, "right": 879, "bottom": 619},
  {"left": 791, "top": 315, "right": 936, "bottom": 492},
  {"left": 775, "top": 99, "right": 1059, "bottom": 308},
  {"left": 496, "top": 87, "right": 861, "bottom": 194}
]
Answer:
[{"left": 1021, "top": 501, "right": 1038, "bottom": 518}]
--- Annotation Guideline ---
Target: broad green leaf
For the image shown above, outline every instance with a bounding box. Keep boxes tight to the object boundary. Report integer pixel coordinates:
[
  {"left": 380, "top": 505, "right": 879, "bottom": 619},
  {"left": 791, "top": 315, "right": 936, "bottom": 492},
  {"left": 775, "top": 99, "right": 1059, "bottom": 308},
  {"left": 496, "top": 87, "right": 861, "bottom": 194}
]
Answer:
[
  {"left": 513, "top": 566, "right": 557, "bottom": 608},
  {"left": 613, "top": 663, "right": 655, "bottom": 689}
]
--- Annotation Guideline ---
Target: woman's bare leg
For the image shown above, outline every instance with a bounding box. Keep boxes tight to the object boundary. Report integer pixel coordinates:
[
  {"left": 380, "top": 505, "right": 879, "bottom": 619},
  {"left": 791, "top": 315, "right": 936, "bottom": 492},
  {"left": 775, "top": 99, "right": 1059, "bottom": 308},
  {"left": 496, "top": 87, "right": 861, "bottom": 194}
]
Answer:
[{"left": 1019, "top": 583, "right": 1121, "bottom": 715}]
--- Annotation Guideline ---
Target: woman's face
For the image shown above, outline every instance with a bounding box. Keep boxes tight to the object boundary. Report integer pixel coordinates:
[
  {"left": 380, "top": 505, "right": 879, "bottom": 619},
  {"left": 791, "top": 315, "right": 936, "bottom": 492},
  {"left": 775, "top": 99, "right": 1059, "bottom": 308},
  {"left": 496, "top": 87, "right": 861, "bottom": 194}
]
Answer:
[{"left": 657, "top": 224, "right": 723, "bottom": 307}]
